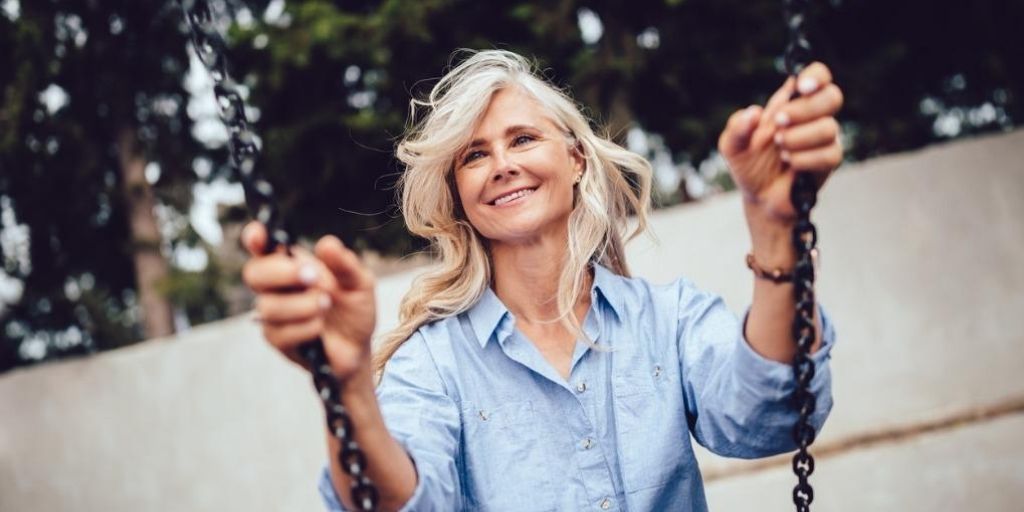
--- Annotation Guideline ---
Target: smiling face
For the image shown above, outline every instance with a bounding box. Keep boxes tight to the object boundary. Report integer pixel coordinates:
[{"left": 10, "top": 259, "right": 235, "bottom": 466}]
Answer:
[{"left": 453, "top": 87, "right": 584, "bottom": 248}]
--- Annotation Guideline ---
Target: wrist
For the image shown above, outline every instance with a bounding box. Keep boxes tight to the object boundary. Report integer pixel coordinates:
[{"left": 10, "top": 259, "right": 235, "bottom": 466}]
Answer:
[
  {"left": 339, "top": 358, "right": 376, "bottom": 399},
  {"left": 743, "top": 201, "right": 797, "bottom": 267}
]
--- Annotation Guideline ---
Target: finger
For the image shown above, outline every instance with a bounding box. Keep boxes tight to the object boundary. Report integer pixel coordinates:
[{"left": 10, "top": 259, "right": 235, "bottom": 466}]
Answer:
[
  {"left": 262, "top": 315, "right": 325, "bottom": 352},
  {"left": 242, "top": 252, "right": 323, "bottom": 292},
  {"left": 255, "top": 288, "right": 332, "bottom": 324},
  {"left": 765, "top": 76, "right": 797, "bottom": 114},
  {"left": 795, "top": 62, "right": 834, "bottom": 96},
  {"left": 781, "top": 141, "right": 844, "bottom": 172},
  {"left": 241, "top": 221, "right": 268, "bottom": 256},
  {"left": 776, "top": 84, "right": 844, "bottom": 128},
  {"left": 315, "top": 235, "right": 374, "bottom": 291},
  {"left": 719, "top": 105, "right": 763, "bottom": 156},
  {"left": 751, "top": 77, "right": 797, "bottom": 146},
  {"left": 775, "top": 117, "right": 840, "bottom": 152}
]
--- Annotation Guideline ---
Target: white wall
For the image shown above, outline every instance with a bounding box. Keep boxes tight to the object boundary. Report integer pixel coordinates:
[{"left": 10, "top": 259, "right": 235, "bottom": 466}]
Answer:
[{"left": 3, "top": 130, "right": 1022, "bottom": 511}]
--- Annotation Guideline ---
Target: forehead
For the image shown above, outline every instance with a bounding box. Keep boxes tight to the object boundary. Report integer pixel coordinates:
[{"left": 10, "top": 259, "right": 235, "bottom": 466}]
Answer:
[{"left": 470, "top": 87, "right": 559, "bottom": 137}]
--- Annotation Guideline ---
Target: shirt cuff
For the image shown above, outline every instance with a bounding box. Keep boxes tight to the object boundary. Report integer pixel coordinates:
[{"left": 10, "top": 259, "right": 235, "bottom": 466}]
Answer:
[
  {"left": 316, "top": 443, "right": 428, "bottom": 512},
  {"left": 734, "top": 303, "right": 836, "bottom": 400},
  {"left": 318, "top": 465, "right": 345, "bottom": 511}
]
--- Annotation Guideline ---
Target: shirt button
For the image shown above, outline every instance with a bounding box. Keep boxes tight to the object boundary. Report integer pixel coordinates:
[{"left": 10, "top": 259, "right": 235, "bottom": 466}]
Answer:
[
  {"left": 581, "top": 437, "right": 594, "bottom": 450},
  {"left": 599, "top": 498, "right": 612, "bottom": 510},
  {"left": 576, "top": 381, "right": 587, "bottom": 393}
]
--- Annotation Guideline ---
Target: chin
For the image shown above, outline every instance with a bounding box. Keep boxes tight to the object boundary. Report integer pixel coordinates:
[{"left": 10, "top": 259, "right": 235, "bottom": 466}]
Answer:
[{"left": 479, "top": 215, "right": 570, "bottom": 246}]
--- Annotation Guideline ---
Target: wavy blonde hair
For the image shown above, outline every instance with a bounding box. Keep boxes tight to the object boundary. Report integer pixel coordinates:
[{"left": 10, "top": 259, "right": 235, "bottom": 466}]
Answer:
[{"left": 374, "top": 49, "right": 653, "bottom": 373}]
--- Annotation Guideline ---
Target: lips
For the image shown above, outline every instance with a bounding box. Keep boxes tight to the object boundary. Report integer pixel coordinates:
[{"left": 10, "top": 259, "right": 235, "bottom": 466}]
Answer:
[{"left": 489, "top": 187, "right": 537, "bottom": 206}]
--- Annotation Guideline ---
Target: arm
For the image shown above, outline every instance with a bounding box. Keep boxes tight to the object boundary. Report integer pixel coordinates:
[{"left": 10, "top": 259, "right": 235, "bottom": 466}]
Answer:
[
  {"left": 682, "top": 61, "right": 843, "bottom": 456},
  {"left": 716, "top": 61, "right": 844, "bottom": 362},
  {"left": 238, "top": 223, "right": 458, "bottom": 511},
  {"left": 322, "top": 364, "right": 418, "bottom": 511},
  {"left": 676, "top": 277, "right": 836, "bottom": 458},
  {"left": 743, "top": 205, "right": 822, "bottom": 363},
  {"left": 319, "top": 332, "right": 462, "bottom": 512}
]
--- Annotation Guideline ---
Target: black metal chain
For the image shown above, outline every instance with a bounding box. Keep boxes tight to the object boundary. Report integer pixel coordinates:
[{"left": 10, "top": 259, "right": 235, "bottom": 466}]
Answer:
[
  {"left": 178, "top": 2, "right": 379, "bottom": 509},
  {"left": 782, "top": 1, "right": 819, "bottom": 511}
]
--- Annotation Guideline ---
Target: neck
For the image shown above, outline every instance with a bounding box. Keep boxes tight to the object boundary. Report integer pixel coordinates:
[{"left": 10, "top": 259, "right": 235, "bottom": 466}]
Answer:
[{"left": 490, "top": 234, "right": 590, "bottom": 324}]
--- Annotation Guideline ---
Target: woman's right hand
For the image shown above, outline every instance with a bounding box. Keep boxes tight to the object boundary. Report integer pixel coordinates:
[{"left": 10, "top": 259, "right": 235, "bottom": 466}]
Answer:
[{"left": 240, "top": 221, "right": 378, "bottom": 381}]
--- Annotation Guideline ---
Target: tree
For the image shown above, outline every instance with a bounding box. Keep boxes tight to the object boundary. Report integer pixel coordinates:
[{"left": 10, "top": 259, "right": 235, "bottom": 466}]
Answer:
[{"left": 0, "top": 0, "right": 211, "bottom": 370}]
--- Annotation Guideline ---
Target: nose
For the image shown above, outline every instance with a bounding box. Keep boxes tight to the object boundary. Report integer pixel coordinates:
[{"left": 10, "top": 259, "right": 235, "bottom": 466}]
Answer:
[{"left": 490, "top": 149, "right": 519, "bottom": 182}]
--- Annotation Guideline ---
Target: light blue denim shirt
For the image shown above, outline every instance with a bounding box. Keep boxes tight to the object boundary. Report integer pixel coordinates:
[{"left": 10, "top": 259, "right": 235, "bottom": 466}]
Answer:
[{"left": 320, "top": 264, "right": 835, "bottom": 511}]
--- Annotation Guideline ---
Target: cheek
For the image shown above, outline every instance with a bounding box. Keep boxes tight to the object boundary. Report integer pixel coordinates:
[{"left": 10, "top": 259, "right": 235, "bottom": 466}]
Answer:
[{"left": 454, "top": 172, "right": 486, "bottom": 221}]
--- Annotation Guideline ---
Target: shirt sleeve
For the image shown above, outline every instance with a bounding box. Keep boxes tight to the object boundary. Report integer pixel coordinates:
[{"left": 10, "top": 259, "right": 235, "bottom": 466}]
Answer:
[
  {"left": 675, "top": 279, "right": 836, "bottom": 458},
  {"left": 317, "top": 330, "right": 463, "bottom": 511}
]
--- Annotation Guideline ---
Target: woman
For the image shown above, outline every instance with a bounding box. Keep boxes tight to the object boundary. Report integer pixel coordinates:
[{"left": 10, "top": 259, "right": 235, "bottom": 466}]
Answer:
[{"left": 242, "top": 50, "right": 843, "bottom": 511}]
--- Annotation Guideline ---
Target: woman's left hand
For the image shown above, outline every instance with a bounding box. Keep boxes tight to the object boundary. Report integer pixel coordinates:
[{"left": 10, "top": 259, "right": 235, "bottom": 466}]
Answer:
[{"left": 718, "top": 62, "right": 844, "bottom": 222}]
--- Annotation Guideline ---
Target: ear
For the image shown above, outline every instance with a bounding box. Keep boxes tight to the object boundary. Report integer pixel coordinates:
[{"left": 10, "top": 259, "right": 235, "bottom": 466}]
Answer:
[{"left": 570, "top": 140, "right": 586, "bottom": 174}]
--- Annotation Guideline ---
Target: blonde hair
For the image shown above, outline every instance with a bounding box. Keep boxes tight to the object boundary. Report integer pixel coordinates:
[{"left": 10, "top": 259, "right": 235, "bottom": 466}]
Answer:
[{"left": 374, "top": 49, "right": 653, "bottom": 373}]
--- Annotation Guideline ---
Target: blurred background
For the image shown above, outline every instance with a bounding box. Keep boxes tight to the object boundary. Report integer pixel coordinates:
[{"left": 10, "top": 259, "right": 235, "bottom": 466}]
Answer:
[
  {"left": 1, "top": 0, "right": 1022, "bottom": 511},
  {"left": 1, "top": 0, "right": 1020, "bottom": 369}
]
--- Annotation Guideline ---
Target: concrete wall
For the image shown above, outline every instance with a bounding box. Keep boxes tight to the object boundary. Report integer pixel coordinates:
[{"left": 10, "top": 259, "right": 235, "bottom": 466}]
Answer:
[{"left": 2, "top": 130, "right": 1023, "bottom": 511}]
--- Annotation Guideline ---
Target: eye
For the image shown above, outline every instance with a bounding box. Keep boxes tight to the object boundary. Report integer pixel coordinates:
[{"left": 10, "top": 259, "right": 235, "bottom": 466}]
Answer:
[
  {"left": 512, "top": 134, "right": 536, "bottom": 146},
  {"left": 462, "top": 150, "right": 485, "bottom": 165}
]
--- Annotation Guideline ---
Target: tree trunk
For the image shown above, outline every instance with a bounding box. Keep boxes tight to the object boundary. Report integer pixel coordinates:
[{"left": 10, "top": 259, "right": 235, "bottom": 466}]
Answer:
[{"left": 117, "top": 126, "right": 174, "bottom": 339}]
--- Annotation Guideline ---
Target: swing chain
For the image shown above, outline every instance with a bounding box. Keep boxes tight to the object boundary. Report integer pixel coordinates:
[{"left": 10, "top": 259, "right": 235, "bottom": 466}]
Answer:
[
  {"left": 178, "top": 1, "right": 379, "bottom": 510},
  {"left": 783, "top": 0, "right": 819, "bottom": 511}
]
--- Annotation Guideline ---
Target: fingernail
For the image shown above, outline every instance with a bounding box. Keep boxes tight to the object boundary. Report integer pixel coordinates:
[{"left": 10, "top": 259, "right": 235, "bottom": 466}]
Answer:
[
  {"left": 798, "top": 77, "right": 819, "bottom": 95},
  {"left": 775, "top": 112, "right": 790, "bottom": 127},
  {"left": 774, "top": 132, "right": 784, "bottom": 146},
  {"left": 298, "top": 264, "right": 318, "bottom": 285},
  {"left": 780, "top": 150, "right": 791, "bottom": 163},
  {"left": 318, "top": 293, "right": 332, "bottom": 311},
  {"left": 250, "top": 311, "right": 262, "bottom": 323}
]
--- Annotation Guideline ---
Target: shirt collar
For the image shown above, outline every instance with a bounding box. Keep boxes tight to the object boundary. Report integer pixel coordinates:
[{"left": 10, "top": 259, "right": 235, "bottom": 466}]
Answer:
[
  {"left": 465, "top": 263, "right": 625, "bottom": 348},
  {"left": 591, "top": 263, "right": 625, "bottom": 322},
  {"left": 466, "top": 286, "right": 510, "bottom": 348}
]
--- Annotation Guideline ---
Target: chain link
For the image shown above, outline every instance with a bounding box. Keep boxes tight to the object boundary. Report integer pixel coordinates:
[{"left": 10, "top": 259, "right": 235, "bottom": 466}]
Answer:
[
  {"left": 178, "top": 1, "right": 379, "bottom": 509},
  {"left": 783, "top": 1, "right": 819, "bottom": 511}
]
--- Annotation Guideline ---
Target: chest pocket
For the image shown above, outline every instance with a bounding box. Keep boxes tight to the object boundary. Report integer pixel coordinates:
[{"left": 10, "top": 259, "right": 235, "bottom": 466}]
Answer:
[
  {"left": 613, "top": 364, "right": 689, "bottom": 493},
  {"left": 459, "top": 400, "right": 557, "bottom": 511}
]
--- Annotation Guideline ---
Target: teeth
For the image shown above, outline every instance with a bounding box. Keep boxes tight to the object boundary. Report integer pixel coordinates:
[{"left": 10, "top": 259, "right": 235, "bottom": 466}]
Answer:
[{"left": 493, "top": 188, "right": 535, "bottom": 206}]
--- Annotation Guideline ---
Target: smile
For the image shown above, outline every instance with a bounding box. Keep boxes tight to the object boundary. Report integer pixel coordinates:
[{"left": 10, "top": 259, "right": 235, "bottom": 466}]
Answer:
[{"left": 490, "top": 187, "right": 537, "bottom": 206}]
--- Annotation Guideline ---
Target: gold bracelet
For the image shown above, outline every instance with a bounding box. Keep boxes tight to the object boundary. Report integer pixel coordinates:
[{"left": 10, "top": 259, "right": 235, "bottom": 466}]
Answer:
[{"left": 746, "top": 248, "right": 819, "bottom": 284}]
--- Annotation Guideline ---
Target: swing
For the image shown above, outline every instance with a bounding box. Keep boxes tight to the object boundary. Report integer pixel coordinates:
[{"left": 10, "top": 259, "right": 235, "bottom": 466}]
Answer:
[{"left": 179, "top": 1, "right": 821, "bottom": 510}]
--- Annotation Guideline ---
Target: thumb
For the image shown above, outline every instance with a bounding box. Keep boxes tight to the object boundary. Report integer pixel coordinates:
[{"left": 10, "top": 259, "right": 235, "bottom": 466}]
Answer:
[
  {"left": 719, "top": 105, "right": 762, "bottom": 157},
  {"left": 314, "top": 235, "right": 373, "bottom": 291},
  {"left": 240, "top": 221, "right": 268, "bottom": 256}
]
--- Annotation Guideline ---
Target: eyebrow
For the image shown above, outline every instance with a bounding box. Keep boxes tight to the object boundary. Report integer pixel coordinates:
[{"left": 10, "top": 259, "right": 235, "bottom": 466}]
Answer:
[{"left": 463, "top": 124, "right": 540, "bottom": 152}]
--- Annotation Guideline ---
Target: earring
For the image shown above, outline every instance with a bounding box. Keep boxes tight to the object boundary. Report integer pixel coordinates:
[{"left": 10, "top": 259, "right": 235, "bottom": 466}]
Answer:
[{"left": 574, "top": 172, "right": 582, "bottom": 184}]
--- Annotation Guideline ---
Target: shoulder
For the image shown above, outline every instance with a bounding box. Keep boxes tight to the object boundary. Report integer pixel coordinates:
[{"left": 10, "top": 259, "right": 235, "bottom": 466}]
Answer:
[
  {"left": 596, "top": 265, "right": 700, "bottom": 316},
  {"left": 378, "top": 312, "right": 477, "bottom": 402},
  {"left": 387, "top": 314, "right": 462, "bottom": 366},
  {"left": 382, "top": 312, "right": 469, "bottom": 385}
]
